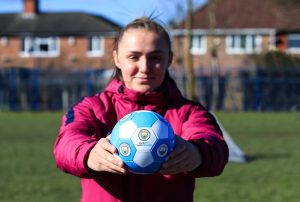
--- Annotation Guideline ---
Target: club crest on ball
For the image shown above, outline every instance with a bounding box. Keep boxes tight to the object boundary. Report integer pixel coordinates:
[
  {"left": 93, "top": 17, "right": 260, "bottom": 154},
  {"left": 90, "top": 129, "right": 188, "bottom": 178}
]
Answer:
[
  {"left": 119, "top": 143, "right": 131, "bottom": 156},
  {"left": 157, "top": 144, "right": 168, "bottom": 157},
  {"left": 138, "top": 129, "right": 151, "bottom": 141}
]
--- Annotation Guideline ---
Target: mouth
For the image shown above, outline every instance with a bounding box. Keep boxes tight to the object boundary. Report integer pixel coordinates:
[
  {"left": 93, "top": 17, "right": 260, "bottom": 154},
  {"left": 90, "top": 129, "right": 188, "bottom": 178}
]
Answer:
[{"left": 135, "top": 77, "right": 153, "bottom": 82}]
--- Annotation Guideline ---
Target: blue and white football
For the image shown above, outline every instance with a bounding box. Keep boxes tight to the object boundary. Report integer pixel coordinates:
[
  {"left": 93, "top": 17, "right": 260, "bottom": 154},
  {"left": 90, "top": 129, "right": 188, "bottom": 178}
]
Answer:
[{"left": 110, "top": 110, "right": 175, "bottom": 174}]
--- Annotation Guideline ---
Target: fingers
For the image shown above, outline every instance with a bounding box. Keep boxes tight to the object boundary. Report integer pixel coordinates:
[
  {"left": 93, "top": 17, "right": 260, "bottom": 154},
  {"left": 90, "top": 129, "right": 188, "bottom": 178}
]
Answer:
[
  {"left": 160, "top": 143, "right": 188, "bottom": 174},
  {"left": 99, "top": 138, "right": 117, "bottom": 154},
  {"left": 96, "top": 146, "right": 125, "bottom": 172},
  {"left": 87, "top": 138, "right": 127, "bottom": 174},
  {"left": 160, "top": 136, "right": 202, "bottom": 175},
  {"left": 96, "top": 155, "right": 126, "bottom": 174}
]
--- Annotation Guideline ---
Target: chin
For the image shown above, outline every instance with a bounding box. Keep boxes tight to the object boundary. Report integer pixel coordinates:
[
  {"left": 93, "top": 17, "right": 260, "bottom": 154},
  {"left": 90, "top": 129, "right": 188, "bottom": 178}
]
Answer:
[{"left": 133, "top": 85, "right": 154, "bottom": 93}]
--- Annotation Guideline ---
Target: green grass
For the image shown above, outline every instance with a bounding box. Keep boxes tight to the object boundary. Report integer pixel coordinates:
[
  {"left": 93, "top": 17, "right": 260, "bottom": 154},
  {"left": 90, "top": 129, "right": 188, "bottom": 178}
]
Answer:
[
  {"left": 195, "top": 112, "right": 300, "bottom": 202},
  {"left": 0, "top": 112, "right": 299, "bottom": 202},
  {"left": 0, "top": 112, "right": 81, "bottom": 202}
]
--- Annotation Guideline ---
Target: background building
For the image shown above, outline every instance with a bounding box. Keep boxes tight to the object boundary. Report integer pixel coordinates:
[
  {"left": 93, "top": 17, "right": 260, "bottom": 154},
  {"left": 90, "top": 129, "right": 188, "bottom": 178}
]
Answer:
[
  {"left": 172, "top": 0, "right": 300, "bottom": 74},
  {"left": 0, "top": 0, "right": 120, "bottom": 69}
]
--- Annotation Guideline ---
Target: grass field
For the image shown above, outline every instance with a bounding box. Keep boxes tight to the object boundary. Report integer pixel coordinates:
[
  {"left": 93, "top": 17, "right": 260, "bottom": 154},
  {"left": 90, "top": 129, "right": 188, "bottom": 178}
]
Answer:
[{"left": 0, "top": 112, "right": 299, "bottom": 202}]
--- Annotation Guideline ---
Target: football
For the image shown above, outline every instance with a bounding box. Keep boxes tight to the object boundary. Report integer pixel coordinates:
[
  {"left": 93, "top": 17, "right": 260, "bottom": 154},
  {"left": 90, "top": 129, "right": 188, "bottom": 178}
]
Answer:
[{"left": 110, "top": 110, "right": 175, "bottom": 174}]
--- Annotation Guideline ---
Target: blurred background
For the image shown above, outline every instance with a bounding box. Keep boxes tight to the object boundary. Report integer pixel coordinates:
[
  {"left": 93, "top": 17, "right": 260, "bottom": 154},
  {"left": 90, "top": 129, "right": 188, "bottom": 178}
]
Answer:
[
  {"left": 0, "top": 0, "right": 299, "bottom": 112},
  {"left": 0, "top": 0, "right": 299, "bottom": 202}
]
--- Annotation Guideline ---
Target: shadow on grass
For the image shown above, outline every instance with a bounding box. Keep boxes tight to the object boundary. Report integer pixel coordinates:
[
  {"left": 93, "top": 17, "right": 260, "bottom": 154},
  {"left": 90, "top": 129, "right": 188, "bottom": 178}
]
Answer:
[{"left": 245, "top": 153, "right": 291, "bottom": 162}]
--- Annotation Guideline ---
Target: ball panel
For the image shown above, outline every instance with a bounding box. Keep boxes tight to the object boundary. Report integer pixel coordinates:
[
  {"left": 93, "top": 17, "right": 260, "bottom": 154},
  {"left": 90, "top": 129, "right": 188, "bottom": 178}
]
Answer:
[
  {"left": 125, "top": 161, "right": 142, "bottom": 173},
  {"left": 151, "top": 138, "right": 174, "bottom": 160},
  {"left": 131, "top": 127, "right": 158, "bottom": 151},
  {"left": 151, "top": 120, "right": 169, "bottom": 139},
  {"left": 133, "top": 151, "right": 154, "bottom": 167},
  {"left": 131, "top": 111, "right": 158, "bottom": 127},
  {"left": 119, "top": 143, "right": 131, "bottom": 157},
  {"left": 156, "top": 144, "right": 168, "bottom": 157},
  {"left": 119, "top": 112, "right": 134, "bottom": 122},
  {"left": 110, "top": 131, "right": 119, "bottom": 148},
  {"left": 115, "top": 139, "right": 136, "bottom": 161},
  {"left": 125, "top": 161, "right": 161, "bottom": 174},
  {"left": 119, "top": 120, "right": 137, "bottom": 139}
]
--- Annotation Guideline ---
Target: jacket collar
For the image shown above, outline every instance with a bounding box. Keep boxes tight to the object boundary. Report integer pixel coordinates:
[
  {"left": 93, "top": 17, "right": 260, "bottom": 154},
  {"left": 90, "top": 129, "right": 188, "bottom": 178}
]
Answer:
[{"left": 104, "top": 76, "right": 183, "bottom": 106}]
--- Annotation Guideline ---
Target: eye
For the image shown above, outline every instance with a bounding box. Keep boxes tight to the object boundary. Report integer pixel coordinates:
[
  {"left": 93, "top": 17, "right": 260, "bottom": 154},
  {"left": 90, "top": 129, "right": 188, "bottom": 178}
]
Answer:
[
  {"left": 150, "top": 55, "right": 164, "bottom": 62},
  {"left": 127, "top": 54, "right": 139, "bottom": 61}
]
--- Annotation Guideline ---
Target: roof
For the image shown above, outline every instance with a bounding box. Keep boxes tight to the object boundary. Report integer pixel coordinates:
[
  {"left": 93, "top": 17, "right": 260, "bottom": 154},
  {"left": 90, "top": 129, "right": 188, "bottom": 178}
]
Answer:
[
  {"left": 0, "top": 12, "right": 121, "bottom": 36},
  {"left": 179, "top": 0, "right": 300, "bottom": 32}
]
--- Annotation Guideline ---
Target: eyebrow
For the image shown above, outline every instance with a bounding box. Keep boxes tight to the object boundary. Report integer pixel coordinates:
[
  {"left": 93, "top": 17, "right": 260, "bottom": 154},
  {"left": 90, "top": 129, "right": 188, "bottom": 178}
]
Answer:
[{"left": 126, "top": 50, "right": 166, "bottom": 55}]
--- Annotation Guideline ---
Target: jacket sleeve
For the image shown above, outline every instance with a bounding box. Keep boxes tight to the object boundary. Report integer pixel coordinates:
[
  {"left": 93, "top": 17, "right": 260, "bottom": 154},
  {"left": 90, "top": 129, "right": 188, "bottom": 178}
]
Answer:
[
  {"left": 181, "top": 104, "right": 229, "bottom": 178},
  {"left": 53, "top": 96, "right": 107, "bottom": 178}
]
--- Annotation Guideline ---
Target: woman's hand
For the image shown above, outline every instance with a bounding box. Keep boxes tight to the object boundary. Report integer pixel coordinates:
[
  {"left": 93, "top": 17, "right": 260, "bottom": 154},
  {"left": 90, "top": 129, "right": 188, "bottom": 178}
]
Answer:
[
  {"left": 87, "top": 137, "right": 127, "bottom": 174},
  {"left": 159, "top": 135, "right": 202, "bottom": 175}
]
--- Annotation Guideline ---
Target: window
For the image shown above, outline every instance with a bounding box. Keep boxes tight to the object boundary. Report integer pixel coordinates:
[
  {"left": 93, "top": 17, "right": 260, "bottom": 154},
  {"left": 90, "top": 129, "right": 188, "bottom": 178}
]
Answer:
[
  {"left": 21, "top": 36, "right": 59, "bottom": 57},
  {"left": 191, "top": 35, "right": 207, "bottom": 55},
  {"left": 287, "top": 34, "right": 300, "bottom": 53},
  {"left": 1, "top": 37, "right": 8, "bottom": 46},
  {"left": 68, "top": 36, "right": 76, "bottom": 46},
  {"left": 87, "top": 36, "right": 104, "bottom": 56},
  {"left": 226, "top": 34, "right": 262, "bottom": 54}
]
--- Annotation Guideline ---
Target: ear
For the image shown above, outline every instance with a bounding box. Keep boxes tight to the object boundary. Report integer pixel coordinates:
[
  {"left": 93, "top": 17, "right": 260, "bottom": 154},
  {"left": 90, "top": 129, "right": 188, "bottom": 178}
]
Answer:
[
  {"left": 167, "top": 51, "right": 173, "bottom": 67},
  {"left": 113, "top": 50, "right": 120, "bottom": 69}
]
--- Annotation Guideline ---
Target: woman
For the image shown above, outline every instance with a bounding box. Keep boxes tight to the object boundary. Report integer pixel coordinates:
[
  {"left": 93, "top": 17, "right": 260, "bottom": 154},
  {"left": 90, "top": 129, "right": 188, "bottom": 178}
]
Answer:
[{"left": 54, "top": 17, "right": 228, "bottom": 202}]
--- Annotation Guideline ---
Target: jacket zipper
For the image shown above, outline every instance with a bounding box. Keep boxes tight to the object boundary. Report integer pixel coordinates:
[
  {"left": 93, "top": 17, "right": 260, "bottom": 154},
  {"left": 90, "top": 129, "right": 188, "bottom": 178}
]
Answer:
[{"left": 139, "top": 94, "right": 146, "bottom": 110}]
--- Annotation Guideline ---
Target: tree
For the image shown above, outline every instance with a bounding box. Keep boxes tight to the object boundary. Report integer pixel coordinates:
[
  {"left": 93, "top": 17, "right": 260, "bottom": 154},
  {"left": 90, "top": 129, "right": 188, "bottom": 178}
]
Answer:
[
  {"left": 208, "top": 0, "right": 220, "bottom": 111},
  {"left": 184, "top": 0, "right": 196, "bottom": 100}
]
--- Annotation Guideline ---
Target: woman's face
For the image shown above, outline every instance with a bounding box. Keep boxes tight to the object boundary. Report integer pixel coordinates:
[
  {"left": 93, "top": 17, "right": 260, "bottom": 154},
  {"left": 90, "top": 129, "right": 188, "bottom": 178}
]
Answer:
[{"left": 113, "top": 29, "right": 172, "bottom": 93}]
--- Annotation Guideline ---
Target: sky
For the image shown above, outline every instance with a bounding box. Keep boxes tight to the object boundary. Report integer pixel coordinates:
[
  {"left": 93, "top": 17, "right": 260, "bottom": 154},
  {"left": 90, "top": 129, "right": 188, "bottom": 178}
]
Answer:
[{"left": 0, "top": 0, "right": 206, "bottom": 26}]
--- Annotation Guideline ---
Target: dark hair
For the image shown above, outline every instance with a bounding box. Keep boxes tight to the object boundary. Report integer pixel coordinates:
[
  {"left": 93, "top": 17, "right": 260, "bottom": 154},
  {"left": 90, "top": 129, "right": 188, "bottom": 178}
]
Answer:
[{"left": 112, "top": 16, "right": 172, "bottom": 80}]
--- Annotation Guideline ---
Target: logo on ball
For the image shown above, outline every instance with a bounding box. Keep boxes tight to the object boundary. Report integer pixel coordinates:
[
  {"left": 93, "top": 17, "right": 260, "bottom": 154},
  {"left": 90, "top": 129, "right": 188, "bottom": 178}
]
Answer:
[
  {"left": 138, "top": 129, "right": 151, "bottom": 141},
  {"left": 157, "top": 144, "right": 168, "bottom": 157},
  {"left": 120, "top": 143, "right": 131, "bottom": 156}
]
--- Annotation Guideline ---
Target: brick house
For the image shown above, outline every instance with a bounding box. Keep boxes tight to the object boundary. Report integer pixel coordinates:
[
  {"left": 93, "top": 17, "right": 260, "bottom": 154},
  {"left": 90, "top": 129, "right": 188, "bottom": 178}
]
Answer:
[
  {"left": 172, "top": 0, "right": 300, "bottom": 74},
  {"left": 0, "top": 0, "right": 121, "bottom": 69}
]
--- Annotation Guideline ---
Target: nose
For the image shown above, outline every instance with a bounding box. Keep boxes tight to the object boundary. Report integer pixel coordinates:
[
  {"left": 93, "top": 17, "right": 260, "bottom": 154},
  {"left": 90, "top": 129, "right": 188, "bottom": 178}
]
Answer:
[{"left": 139, "top": 57, "right": 150, "bottom": 73}]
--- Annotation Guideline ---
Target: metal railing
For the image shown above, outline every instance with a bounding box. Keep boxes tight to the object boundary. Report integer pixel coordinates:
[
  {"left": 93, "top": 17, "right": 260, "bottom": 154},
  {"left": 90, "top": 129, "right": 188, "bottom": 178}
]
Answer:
[{"left": 1, "top": 67, "right": 299, "bottom": 111}]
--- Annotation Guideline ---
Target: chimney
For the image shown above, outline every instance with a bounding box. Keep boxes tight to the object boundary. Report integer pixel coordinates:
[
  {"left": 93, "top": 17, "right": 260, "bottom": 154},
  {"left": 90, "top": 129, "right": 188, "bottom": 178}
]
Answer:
[{"left": 23, "top": 0, "right": 39, "bottom": 15}]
